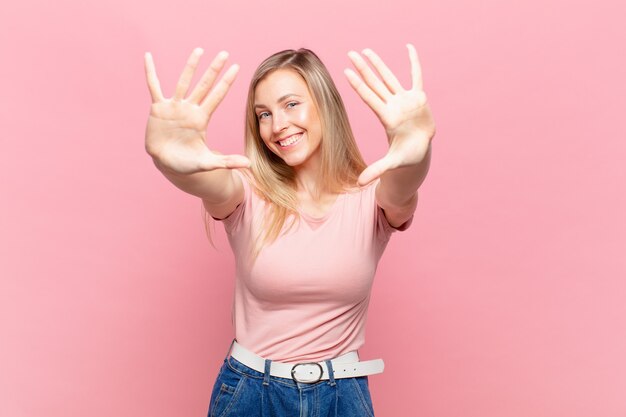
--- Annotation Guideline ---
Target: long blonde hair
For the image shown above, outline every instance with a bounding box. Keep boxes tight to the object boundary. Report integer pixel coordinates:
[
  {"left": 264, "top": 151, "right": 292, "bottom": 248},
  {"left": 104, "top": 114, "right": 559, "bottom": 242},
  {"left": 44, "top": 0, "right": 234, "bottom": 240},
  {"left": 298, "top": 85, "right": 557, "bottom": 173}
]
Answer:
[{"left": 205, "top": 48, "right": 367, "bottom": 259}]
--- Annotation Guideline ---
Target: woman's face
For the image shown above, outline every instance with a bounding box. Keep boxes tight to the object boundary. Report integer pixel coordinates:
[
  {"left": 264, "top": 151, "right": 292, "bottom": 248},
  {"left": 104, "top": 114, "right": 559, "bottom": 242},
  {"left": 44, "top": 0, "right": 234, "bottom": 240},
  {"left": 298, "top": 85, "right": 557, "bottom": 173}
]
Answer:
[{"left": 254, "top": 69, "right": 322, "bottom": 170}]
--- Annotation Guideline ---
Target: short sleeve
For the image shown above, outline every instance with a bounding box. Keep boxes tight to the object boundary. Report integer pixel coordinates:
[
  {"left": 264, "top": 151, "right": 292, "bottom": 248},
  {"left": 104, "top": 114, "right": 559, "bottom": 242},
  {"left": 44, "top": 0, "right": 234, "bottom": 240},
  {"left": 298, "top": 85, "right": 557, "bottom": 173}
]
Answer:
[
  {"left": 212, "top": 169, "right": 250, "bottom": 235},
  {"left": 376, "top": 205, "right": 414, "bottom": 235},
  {"left": 372, "top": 180, "right": 414, "bottom": 241}
]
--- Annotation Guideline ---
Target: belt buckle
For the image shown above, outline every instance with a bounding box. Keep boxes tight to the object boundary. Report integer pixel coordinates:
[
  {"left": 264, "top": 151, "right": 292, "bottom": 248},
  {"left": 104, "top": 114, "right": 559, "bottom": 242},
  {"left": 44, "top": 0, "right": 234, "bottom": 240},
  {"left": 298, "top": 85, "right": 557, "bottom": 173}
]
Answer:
[{"left": 291, "top": 362, "right": 323, "bottom": 383}]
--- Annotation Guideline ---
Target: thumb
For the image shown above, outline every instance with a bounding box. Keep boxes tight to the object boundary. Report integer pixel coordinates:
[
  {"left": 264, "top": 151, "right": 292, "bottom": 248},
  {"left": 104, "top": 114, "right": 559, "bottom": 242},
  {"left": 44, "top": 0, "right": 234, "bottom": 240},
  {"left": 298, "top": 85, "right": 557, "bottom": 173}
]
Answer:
[
  {"left": 358, "top": 157, "right": 393, "bottom": 187},
  {"left": 217, "top": 154, "right": 251, "bottom": 169},
  {"left": 194, "top": 151, "right": 250, "bottom": 171}
]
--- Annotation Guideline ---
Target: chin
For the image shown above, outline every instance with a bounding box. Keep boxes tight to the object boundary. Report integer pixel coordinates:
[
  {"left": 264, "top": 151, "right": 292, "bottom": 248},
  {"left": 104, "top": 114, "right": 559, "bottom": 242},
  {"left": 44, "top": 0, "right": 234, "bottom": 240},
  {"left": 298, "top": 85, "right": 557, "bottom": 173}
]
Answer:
[{"left": 281, "top": 157, "right": 305, "bottom": 167}]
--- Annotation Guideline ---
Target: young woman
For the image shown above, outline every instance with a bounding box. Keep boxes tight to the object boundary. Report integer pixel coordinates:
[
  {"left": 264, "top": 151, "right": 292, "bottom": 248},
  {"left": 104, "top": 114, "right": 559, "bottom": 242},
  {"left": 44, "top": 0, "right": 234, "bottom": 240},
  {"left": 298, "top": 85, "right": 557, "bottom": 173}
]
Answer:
[{"left": 143, "top": 44, "right": 435, "bottom": 416}]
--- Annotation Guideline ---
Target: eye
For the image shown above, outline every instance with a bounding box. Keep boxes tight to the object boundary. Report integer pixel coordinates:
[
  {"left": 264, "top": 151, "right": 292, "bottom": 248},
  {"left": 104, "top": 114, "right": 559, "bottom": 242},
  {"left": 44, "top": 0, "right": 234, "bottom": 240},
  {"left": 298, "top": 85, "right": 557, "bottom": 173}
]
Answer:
[
  {"left": 286, "top": 101, "right": 298, "bottom": 109},
  {"left": 258, "top": 111, "right": 270, "bottom": 120}
]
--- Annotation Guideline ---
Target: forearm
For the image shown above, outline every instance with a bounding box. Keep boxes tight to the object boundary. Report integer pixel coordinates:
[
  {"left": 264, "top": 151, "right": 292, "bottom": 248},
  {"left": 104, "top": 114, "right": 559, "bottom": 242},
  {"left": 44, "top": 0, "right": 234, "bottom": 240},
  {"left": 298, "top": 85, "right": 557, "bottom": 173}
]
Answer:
[
  {"left": 152, "top": 158, "right": 238, "bottom": 205},
  {"left": 377, "top": 142, "right": 432, "bottom": 209}
]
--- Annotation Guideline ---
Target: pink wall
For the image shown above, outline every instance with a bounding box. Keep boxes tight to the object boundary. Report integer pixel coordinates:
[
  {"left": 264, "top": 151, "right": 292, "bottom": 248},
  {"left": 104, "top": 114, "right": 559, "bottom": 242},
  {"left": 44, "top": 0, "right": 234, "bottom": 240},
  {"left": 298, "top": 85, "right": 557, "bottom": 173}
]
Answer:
[{"left": 2, "top": 0, "right": 625, "bottom": 416}]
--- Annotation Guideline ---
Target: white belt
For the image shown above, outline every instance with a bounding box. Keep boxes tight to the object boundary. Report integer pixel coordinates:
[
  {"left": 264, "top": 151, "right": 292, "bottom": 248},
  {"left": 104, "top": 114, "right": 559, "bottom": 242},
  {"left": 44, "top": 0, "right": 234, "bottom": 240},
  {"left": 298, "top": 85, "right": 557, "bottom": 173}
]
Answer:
[{"left": 228, "top": 340, "right": 384, "bottom": 383}]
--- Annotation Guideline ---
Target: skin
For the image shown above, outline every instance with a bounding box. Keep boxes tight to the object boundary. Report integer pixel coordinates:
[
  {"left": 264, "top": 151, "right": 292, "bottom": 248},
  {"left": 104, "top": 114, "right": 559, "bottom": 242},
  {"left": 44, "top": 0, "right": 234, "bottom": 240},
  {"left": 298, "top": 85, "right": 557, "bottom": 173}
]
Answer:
[
  {"left": 345, "top": 44, "right": 435, "bottom": 227},
  {"left": 143, "top": 49, "right": 248, "bottom": 219},
  {"left": 253, "top": 69, "right": 333, "bottom": 214},
  {"left": 143, "top": 44, "right": 435, "bottom": 225}
]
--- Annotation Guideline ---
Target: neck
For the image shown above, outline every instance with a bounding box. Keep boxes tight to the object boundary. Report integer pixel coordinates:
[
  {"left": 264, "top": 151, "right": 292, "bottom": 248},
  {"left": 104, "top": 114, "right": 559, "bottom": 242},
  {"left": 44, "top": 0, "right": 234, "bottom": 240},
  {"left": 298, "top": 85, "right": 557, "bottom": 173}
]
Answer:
[{"left": 293, "top": 153, "right": 324, "bottom": 200}]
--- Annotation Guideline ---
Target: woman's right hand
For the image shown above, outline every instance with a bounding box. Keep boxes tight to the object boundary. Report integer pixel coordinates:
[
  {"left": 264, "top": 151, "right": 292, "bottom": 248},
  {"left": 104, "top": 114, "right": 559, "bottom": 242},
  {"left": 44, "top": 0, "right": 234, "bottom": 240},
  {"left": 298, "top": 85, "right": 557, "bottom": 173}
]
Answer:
[{"left": 143, "top": 48, "right": 250, "bottom": 175}]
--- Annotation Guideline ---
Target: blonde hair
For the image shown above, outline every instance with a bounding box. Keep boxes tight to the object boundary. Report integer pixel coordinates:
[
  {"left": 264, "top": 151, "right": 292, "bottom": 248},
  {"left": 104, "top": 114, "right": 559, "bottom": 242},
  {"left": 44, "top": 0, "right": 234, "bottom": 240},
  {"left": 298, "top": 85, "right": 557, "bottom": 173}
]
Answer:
[{"left": 205, "top": 48, "right": 367, "bottom": 259}]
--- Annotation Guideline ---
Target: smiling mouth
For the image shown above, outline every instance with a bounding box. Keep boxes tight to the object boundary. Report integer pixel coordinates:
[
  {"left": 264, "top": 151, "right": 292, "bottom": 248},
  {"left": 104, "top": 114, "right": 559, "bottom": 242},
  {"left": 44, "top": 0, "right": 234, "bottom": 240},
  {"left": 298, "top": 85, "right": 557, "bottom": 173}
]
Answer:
[{"left": 277, "top": 133, "right": 303, "bottom": 148}]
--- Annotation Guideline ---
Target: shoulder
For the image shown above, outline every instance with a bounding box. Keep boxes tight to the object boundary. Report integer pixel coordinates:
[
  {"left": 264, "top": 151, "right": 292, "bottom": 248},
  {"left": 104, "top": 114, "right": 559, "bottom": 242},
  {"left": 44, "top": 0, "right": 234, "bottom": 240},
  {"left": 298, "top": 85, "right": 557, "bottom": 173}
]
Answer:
[
  {"left": 209, "top": 169, "right": 255, "bottom": 226},
  {"left": 348, "top": 180, "right": 414, "bottom": 233},
  {"left": 374, "top": 180, "right": 415, "bottom": 231}
]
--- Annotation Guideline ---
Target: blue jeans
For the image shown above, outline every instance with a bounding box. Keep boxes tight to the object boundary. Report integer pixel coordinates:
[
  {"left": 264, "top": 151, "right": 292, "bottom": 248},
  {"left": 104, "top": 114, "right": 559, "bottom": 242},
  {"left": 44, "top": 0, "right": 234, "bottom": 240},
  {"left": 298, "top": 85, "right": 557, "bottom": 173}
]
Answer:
[{"left": 207, "top": 354, "right": 376, "bottom": 417}]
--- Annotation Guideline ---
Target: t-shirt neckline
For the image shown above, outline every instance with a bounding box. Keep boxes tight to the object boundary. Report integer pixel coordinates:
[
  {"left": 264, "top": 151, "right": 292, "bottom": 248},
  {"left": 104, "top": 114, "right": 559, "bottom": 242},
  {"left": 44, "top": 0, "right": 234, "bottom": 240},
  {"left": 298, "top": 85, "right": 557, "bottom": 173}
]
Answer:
[{"left": 298, "top": 193, "right": 345, "bottom": 224}]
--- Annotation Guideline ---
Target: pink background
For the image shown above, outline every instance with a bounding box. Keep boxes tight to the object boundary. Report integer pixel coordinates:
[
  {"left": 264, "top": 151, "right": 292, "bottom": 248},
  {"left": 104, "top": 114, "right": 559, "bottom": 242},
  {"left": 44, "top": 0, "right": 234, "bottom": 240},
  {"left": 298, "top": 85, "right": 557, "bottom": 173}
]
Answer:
[{"left": 1, "top": 0, "right": 625, "bottom": 416}]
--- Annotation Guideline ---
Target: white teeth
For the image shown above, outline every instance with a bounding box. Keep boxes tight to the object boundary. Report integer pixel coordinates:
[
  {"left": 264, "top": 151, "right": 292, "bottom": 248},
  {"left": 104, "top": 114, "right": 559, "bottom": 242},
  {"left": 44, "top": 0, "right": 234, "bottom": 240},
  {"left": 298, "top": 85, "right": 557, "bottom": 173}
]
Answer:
[{"left": 278, "top": 134, "right": 302, "bottom": 147}]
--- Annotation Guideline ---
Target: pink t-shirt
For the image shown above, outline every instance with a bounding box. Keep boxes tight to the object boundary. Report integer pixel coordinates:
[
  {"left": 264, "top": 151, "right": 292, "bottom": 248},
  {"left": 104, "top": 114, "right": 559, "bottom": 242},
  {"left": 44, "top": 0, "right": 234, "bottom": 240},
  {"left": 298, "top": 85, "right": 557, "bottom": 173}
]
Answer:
[{"left": 218, "top": 170, "right": 413, "bottom": 363}]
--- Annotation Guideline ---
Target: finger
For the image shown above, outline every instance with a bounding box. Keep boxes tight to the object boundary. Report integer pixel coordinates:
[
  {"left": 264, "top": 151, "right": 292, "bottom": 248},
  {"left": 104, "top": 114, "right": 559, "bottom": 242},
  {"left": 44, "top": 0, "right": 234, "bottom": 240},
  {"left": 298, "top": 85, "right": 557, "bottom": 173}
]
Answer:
[
  {"left": 201, "top": 63, "right": 240, "bottom": 114},
  {"left": 348, "top": 51, "right": 392, "bottom": 101},
  {"left": 219, "top": 154, "right": 252, "bottom": 169},
  {"left": 173, "top": 48, "right": 204, "bottom": 101},
  {"left": 344, "top": 68, "right": 385, "bottom": 116},
  {"left": 188, "top": 51, "right": 229, "bottom": 104},
  {"left": 358, "top": 157, "right": 394, "bottom": 187},
  {"left": 197, "top": 153, "right": 251, "bottom": 171},
  {"left": 144, "top": 52, "right": 165, "bottom": 102},
  {"left": 361, "top": 48, "right": 403, "bottom": 93},
  {"left": 407, "top": 43, "right": 423, "bottom": 91}
]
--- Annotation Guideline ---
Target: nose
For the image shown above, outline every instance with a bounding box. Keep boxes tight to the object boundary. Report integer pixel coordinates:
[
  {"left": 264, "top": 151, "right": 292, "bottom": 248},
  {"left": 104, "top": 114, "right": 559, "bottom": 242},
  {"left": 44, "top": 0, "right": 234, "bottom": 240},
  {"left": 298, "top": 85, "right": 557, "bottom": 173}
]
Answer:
[{"left": 272, "top": 110, "right": 288, "bottom": 134}]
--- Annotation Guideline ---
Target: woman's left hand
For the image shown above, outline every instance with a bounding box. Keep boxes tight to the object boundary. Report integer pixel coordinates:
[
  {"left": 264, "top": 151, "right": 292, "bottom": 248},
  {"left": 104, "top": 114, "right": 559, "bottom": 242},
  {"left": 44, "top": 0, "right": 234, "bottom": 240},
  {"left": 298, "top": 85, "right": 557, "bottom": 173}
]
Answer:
[{"left": 345, "top": 44, "right": 436, "bottom": 186}]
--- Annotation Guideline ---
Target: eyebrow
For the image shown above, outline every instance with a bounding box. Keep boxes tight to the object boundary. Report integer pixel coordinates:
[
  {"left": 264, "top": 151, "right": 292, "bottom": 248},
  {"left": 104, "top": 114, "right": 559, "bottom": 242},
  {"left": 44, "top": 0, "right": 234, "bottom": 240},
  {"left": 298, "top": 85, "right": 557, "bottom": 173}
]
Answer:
[{"left": 254, "top": 94, "right": 302, "bottom": 110}]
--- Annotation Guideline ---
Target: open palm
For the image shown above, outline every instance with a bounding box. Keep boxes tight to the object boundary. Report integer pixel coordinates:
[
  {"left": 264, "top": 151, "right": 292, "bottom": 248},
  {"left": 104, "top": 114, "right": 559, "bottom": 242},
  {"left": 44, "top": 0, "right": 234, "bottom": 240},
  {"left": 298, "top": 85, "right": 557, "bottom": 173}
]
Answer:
[
  {"left": 144, "top": 48, "right": 250, "bottom": 175},
  {"left": 345, "top": 44, "right": 435, "bottom": 186}
]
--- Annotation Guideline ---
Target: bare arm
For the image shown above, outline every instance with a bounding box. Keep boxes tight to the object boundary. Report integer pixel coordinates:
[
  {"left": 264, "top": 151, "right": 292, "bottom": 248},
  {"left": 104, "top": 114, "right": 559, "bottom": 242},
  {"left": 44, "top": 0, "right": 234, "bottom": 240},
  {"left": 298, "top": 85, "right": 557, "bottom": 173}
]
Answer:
[
  {"left": 152, "top": 158, "right": 244, "bottom": 219},
  {"left": 345, "top": 44, "right": 436, "bottom": 227},
  {"left": 376, "top": 143, "right": 431, "bottom": 227},
  {"left": 143, "top": 48, "right": 250, "bottom": 218}
]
